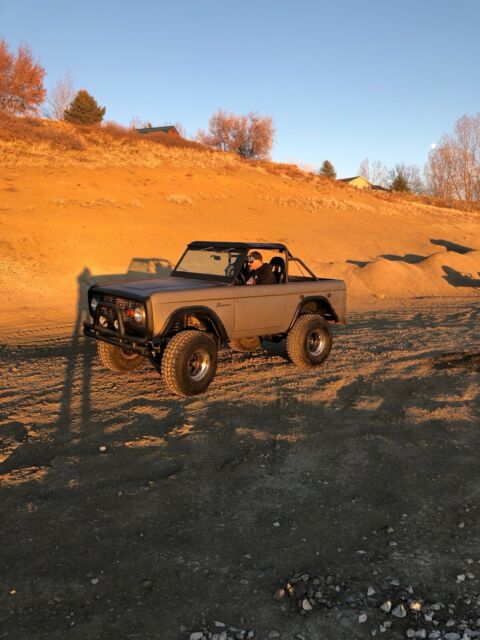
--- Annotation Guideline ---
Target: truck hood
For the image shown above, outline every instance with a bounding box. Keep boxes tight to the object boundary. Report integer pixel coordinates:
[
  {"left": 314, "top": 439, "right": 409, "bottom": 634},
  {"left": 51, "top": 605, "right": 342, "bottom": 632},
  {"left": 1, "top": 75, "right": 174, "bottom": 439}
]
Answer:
[{"left": 91, "top": 276, "right": 224, "bottom": 298}]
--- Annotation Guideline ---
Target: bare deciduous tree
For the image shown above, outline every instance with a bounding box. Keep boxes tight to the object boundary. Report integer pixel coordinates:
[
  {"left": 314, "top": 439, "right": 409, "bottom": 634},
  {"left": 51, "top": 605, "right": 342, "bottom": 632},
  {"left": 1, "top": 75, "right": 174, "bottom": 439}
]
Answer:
[
  {"left": 197, "top": 109, "right": 275, "bottom": 159},
  {"left": 388, "top": 163, "right": 424, "bottom": 194},
  {"left": 426, "top": 113, "right": 480, "bottom": 201},
  {"left": 358, "top": 158, "right": 389, "bottom": 187},
  {"left": 47, "top": 70, "right": 75, "bottom": 120}
]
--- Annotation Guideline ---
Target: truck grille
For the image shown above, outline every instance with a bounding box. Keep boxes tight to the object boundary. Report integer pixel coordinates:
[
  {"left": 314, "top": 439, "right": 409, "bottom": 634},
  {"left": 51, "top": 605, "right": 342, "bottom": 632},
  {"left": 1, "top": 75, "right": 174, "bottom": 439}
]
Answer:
[{"left": 98, "top": 295, "right": 144, "bottom": 334}]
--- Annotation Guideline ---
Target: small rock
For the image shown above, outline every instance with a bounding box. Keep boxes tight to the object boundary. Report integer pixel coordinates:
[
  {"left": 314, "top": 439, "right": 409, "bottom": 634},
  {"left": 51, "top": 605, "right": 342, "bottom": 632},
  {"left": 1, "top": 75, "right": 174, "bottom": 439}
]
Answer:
[
  {"left": 214, "top": 621, "right": 225, "bottom": 628},
  {"left": 301, "top": 598, "right": 312, "bottom": 611},
  {"left": 99, "top": 445, "right": 107, "bottom": 453},
  {"left": 392, "top": 604, "right": 407, "bottom": 618},
  {"left": 458, "top": 522, "right": 465, "bottom": 528},
  {"left": 90, "top": 578, "right": 99, "bottom": 585},
  {"left": 414, "top": 631, "right": 426, "bottom": 639},
  {"left": 273, "top": 588, "right": 285, "bottom": 600},
  {"left": 267, "top": 632, "right": 280, "bottom": 639},
  {"left": 457, "top": 574, "right": 466, "bottom": 583},
  {"left": 410, "top": 601, "right": 422, "bottom": 611},
  {"left": 368, "top": 587, "right": 376, "bottom": 596},
  {"left": 381, "top": 600, "right": 392, "bottom": 613},
  {"left": 467, "top": 572, "right": 475, "bottom": 579},
  {"left": 391, "top": 579, "right": 400, "bottom": 586},
  {"left": 443, "top": 634, "right": 461, "bottom": 640},
  {"left": 190, "top": 633, "right": 204, "bottom": 640},
  {"left": 406, "top": 631, "right": 415, "bottom": 639},
  {"left": 359, "top": 614, "right": 367, "bottom": 623},
  {"left": 273, "top": 522, "right": 280, "bottom": 527}
]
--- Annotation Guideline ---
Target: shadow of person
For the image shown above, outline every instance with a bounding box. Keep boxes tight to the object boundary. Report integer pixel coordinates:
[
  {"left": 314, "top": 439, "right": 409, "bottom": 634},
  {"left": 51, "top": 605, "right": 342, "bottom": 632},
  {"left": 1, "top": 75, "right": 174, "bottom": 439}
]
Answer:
[
  {"left": 57, "top": 267, "right": 95, "bottom": 434},
  {"left": 442, "top": 265, "right": 480, "bottom": 289}
]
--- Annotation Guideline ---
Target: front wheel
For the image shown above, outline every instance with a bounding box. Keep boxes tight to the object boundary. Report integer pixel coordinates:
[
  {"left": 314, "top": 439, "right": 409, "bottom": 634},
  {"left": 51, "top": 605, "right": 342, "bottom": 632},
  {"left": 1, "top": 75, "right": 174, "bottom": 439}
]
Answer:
[
  {"left": 97, "top": 342, "right": 146, "bottom": 372},
  {"left": 286, "top": 314, "right": 332, "bottom": 368},
  {"left": 161, "top": 331, "right": 218, "bottom": 396}
]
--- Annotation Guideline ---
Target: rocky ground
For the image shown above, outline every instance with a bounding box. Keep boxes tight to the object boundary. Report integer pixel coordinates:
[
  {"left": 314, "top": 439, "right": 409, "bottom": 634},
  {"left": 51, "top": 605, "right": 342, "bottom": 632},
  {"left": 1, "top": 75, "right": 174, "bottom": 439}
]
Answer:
[{"left": 1, "top": 298, "right": 479, "bottom": 639}]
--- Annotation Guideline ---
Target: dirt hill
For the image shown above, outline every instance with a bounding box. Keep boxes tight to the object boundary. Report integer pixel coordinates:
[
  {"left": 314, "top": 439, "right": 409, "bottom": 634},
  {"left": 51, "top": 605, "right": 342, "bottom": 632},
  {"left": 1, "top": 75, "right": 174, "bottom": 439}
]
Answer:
[{"left": 0, "top": 114, "right": 479, "bottom": 334}]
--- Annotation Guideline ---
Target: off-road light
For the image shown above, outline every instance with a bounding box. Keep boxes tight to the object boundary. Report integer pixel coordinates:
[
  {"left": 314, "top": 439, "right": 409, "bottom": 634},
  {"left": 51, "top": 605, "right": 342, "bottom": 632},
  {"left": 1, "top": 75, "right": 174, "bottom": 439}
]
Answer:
[
  {"left": 90, "top": 297, "right": 99, "bottom": 314},
  {"left": 133, "top": 306, "right": 146, "bottom": 324}
]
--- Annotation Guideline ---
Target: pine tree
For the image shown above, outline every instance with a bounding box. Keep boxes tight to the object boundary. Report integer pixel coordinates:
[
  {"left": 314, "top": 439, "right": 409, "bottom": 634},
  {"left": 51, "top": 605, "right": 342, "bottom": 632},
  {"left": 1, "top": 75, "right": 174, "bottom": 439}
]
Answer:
[
  {"left": 319, "top": 160, "right": 337, "bottom": 179},
  {"left": 64, "top": 89, "right": 105, "bottom": 125},
  {"left": 391, "top": 172, "right": 410, "bottom": 192}
]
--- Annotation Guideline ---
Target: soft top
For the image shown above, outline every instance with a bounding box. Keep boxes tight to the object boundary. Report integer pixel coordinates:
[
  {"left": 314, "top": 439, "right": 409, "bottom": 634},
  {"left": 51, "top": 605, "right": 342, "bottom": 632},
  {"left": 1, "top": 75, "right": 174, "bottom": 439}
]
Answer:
[{"left": 187, "top": 241, "right": 289, "bottom": 252}]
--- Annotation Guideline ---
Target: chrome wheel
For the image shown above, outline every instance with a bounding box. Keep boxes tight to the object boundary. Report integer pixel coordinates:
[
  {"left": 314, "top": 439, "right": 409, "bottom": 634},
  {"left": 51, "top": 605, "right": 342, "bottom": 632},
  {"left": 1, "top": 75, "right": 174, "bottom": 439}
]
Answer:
[
  {"left": 187, "top": 349, "right": 211, "bottom": 381},
  {"left": 307, "top": 330, "right": 326, "bottom": 356}
]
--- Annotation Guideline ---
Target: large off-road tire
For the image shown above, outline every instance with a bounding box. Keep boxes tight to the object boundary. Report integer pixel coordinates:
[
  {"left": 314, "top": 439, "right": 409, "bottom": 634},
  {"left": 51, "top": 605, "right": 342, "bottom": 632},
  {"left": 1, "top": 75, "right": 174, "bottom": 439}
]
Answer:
[
  {"left": 97, "top": 341, "right": 146, "bottom": 372},
  {"left": 161, "top": 331, "right": 218, "bottom": 396},
  {"left": 286, "top": 314, "right": 332, "bottom": 368}
]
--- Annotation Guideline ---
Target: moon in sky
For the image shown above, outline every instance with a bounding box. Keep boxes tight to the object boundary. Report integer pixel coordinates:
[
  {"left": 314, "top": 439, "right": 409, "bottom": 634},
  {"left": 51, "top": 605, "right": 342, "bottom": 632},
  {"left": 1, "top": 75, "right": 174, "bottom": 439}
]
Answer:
[{"left": 430, "top": 143, "right": 437, "bottom": 150}]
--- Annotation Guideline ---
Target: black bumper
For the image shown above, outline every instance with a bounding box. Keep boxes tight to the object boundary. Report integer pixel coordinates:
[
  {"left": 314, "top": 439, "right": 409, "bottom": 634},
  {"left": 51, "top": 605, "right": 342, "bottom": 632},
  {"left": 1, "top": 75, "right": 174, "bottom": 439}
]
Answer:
[{"left": 83, "top": 321, "right": 151, "bottom": 354}]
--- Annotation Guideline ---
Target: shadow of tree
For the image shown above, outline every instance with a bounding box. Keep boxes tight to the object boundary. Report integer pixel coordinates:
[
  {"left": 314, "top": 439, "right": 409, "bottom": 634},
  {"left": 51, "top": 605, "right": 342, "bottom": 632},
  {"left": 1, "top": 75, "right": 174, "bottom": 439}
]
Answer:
[
  {"left": 442, "top": 265, "right": 480, "bottom": 289},
  {"left": 431, "top": 238, "right": 474, "bottom": 254},
  {"left": 379, "top": 253, "right": 425, "bottom": 264}
]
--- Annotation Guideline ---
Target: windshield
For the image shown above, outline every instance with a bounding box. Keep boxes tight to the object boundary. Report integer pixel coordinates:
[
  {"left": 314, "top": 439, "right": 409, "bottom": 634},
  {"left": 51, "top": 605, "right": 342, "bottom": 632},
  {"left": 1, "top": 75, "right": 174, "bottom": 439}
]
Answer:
[{"left": 173, "top": 247, "right": 245, "bottom": 281}]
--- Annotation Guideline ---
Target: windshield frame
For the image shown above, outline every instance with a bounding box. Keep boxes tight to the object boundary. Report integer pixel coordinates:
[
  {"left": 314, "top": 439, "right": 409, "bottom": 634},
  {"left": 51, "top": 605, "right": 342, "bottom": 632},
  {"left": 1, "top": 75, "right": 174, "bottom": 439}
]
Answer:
[{"left": 171, "top": 246, "right": 248, "bottom": 284}]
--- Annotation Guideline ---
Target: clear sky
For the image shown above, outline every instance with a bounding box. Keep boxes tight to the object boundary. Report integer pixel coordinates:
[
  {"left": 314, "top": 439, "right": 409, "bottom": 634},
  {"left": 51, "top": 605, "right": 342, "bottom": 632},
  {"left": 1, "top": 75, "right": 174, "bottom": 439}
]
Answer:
[{"left": 1, "top": 0, "right": 479, "bottom": 176}]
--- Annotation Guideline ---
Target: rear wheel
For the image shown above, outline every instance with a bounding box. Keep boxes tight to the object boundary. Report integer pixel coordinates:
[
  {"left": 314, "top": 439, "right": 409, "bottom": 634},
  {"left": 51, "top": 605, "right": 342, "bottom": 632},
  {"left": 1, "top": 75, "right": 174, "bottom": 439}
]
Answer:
[
  {"left": 161, "top": 331, "right": 218, "bottom": 396},
  {"left": 286, "top": 314, "right": 332, "bottom": 368},
  {"left": 97, "top": 342, "right": 146, "bottom": 372}
]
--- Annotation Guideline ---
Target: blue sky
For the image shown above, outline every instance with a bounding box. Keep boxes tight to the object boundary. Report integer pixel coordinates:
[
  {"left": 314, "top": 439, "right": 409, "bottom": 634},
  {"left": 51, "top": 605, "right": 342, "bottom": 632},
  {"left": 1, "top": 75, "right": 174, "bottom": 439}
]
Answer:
[{"left": 1, "top": 0, "right": 479, "bottom": 176}]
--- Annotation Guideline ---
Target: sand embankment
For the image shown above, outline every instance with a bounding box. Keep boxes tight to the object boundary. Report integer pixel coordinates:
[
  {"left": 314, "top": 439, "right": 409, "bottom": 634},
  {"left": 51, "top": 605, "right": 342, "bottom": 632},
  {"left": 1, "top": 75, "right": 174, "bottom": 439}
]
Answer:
[{"left": 0, "top": 119, "right": 479, "bottom": 334}]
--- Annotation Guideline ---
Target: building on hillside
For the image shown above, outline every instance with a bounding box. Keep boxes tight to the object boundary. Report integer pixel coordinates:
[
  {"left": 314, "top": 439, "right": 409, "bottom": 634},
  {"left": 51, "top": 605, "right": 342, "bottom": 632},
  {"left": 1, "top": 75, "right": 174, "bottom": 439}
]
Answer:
[
  {"left": 136, "top": 125, "right": 181, "bottom": 137},
  {"left": 338, "top": 175, "right": 391, "bottom": 191},
  {"left": 338, "top": 175, "right": 372, "bottom": 189}
]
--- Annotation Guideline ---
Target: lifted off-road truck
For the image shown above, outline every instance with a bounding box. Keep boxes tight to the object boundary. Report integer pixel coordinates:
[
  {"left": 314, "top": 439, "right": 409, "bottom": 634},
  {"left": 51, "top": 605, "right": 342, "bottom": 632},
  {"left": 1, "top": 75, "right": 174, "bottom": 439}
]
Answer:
[{"left": 83, "top": 242, "right": 346, "bottom": 396}]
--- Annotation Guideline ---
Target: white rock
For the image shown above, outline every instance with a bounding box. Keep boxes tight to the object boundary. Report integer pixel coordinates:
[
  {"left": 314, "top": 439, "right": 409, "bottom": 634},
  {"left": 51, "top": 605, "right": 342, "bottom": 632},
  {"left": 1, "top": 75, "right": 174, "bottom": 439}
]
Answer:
[
  {"left": 273, "top": 521, "right": 280, "bottom": 527},
  {"left": 368, "top": 587, "right": 376, "bottom": 596},
  {"left": 444, "top": 634, "right": 461, "bottom": 640},
  {"left": 358, "top": 613, "right": 367, "bottom": 623},
  {"left": 190, "top": 633, "right": 204, "bottom": 640},
  {"left": 457, "top": 574, "right": 466, "bottom": 583},
  {"left": 381, "top": 600, "right": 392, "bottom": 613},
  {"left": 392, "top": 604, "right": 407, "bottom": 618},
  {"left": 414, "top": 631, "right": 426, "bottom": 639},
  {"left": 302, "top": 598, "right": 312, "bottom": 611},
  {"left": 90, "top": 578, "right": 99, "bottom": 585},
  {"left": 214, "top": 621, "right": 226, "bottom": 628},
  {"left": 383, "top": 622, "right": 392, "bottom": 629},
  {"left": 467, "top": 572, "right": 475, "bottom": 579},
  {"left": 406, "top": 630, "right": 415, "bottom": 638},
  {"left": 99, "top": 445, "right": 107, "bottom": 452}
]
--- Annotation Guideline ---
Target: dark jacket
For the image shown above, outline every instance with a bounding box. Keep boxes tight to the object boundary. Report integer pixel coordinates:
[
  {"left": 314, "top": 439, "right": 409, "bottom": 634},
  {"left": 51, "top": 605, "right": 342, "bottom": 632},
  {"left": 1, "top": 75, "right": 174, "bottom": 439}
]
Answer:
[{"left": 247, "top": 263, "right": 276, "bottom": 285}]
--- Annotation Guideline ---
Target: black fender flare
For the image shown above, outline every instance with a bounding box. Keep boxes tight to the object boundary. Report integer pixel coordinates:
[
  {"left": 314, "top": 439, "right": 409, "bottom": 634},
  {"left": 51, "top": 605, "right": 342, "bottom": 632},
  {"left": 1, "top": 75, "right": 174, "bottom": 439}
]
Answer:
[
  {"left": 160, "top": 306, "right": 229, "bottom": 342},
  {"left": 288, "top": 296, "right": 338, "bottom": 330}
]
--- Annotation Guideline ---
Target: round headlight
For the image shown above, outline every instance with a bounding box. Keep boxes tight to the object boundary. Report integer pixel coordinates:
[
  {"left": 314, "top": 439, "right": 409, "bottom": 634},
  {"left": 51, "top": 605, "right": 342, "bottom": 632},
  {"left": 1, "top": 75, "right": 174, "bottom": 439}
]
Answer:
[
  {"left": 90, "top": 297, "right": 99, "bottom": 313},
  {"left": 133, "top": 307, "right": 145, "bottom": 324}
]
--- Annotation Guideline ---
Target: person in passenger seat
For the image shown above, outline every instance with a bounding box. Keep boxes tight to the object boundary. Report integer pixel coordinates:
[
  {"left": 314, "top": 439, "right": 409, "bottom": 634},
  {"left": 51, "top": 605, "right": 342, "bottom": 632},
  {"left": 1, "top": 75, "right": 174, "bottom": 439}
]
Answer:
[{"left": 245, "top": 251, "right": 277, "bottom": 285}]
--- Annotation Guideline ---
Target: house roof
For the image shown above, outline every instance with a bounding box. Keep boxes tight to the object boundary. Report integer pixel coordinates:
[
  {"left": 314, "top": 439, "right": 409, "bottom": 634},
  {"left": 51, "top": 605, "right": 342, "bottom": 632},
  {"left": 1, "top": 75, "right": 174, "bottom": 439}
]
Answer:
[
  {"left": 136, "top": 126, "right": 179, "bottom": 134},
  {"left": 338, "top": 175, "right": 371, "bottom": 184}
]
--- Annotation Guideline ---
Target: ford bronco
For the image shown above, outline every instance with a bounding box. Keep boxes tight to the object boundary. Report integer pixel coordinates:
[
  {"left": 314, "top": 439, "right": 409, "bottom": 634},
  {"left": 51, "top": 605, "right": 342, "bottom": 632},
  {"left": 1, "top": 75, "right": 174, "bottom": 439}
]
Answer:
[{"left": 83, "top": 241, "right": 346, "bottom": 396}]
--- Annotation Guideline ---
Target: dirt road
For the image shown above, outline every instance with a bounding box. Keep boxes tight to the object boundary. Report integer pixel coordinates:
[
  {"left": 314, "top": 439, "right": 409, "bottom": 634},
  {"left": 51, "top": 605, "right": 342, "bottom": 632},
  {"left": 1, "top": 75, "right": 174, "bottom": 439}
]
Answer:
[{"left": 1, "top": 298, "right": 479, "bottom": 639}]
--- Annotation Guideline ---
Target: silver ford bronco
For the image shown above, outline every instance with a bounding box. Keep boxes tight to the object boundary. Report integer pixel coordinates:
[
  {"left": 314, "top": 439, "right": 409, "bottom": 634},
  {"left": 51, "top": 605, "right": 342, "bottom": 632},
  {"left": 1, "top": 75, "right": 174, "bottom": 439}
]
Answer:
[{"left": 83, "top": 241, "right": 346, "bottom": 396}]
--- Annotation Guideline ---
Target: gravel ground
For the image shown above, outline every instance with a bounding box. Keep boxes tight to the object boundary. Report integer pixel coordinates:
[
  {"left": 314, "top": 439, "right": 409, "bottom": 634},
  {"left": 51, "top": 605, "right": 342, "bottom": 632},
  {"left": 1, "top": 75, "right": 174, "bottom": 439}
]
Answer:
[{"left": 1, "top": 298, "right": 479, "bottom": 639}]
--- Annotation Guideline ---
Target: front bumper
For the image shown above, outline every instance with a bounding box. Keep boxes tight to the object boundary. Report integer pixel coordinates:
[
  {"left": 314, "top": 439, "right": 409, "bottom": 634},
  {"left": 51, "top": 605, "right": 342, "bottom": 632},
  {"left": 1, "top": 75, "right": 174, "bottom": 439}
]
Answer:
[{"left": 83, "top": 300, "right": 151, "bottom": 355}]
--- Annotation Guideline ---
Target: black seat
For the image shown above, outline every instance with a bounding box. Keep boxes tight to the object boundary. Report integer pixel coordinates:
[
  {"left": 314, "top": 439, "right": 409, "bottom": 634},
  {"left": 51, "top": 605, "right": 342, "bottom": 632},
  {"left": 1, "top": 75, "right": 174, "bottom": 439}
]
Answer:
[{"left": 269, "top": 257, "right": 286, "bottom": 283}]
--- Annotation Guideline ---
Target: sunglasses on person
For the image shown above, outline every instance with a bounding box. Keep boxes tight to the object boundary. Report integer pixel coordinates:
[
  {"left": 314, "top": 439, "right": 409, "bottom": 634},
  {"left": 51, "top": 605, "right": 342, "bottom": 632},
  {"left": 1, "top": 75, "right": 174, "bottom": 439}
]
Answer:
[{"left": 246, "top": 256, "right": 255, "bottom": 263}]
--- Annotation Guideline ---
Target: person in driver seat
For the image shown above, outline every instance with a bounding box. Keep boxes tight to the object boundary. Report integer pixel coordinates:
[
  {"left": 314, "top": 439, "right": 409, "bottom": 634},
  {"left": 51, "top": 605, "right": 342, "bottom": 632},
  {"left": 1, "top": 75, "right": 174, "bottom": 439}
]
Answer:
[{"left": 245, "top": 251, "right": 276, "bottom": 285}]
